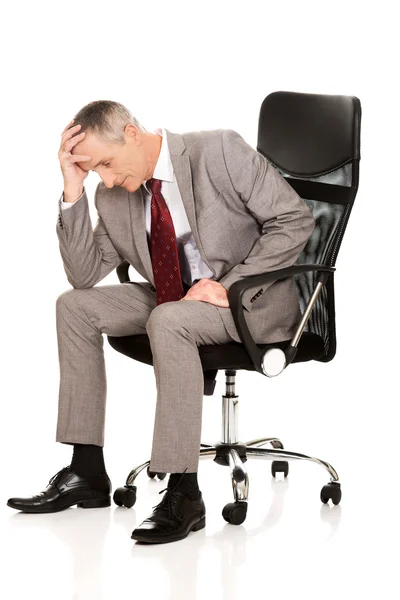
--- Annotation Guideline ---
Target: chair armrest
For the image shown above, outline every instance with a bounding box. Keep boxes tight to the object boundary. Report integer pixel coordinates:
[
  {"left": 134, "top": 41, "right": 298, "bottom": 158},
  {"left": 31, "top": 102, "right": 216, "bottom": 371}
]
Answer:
[{"left": 227, "top": 264, "right": 335, "bottom": 375}]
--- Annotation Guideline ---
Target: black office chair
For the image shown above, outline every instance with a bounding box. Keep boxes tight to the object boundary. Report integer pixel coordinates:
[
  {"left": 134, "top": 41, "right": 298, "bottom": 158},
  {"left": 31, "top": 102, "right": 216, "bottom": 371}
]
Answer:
[{"left": 107, "top": 90, "right": 361, "bottom": 525}]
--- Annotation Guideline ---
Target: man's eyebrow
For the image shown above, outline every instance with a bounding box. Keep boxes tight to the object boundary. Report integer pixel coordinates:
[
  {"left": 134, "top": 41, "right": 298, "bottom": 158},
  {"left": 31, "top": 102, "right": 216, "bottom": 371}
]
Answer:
[
  {"left": 92, "top": 159, "right": 104, "bottom": 169},
  {"left": 79, "top": 158, "right": 111, "bottom": 172},
  {"left": 86, "top": 159, "right": 110, "bottom": 172}
]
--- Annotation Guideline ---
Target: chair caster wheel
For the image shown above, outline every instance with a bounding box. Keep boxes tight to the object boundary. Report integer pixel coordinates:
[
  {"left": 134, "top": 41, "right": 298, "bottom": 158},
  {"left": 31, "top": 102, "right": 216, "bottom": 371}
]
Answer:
[
  {"left": 113, "top": 485, "right": 137, "bottom": 508},
  {"left": 271, "top": 460, "right": 289, "bottom": 478},
  {"left": 222, "top": 501, "right": 248, "bottom": 525},
  {"left": 147, "top": 466, "right": 167, "bottom": 480},
  {"left": 320, "top": 482, "right": 341, "bottom": 505}
]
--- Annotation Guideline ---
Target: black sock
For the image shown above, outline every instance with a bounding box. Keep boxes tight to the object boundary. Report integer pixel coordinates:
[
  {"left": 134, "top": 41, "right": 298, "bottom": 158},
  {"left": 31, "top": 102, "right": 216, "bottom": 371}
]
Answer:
[
  {"left": 167, "top": 470, "right": 200, "bottom": 500},
  {"left": 70, "top": 444, "right": 106, "bottom": 478}
]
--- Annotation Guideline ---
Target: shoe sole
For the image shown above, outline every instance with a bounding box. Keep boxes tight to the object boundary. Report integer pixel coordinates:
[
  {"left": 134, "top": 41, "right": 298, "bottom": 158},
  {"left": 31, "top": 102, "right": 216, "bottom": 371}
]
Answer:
[
  {"left": 7, "top": 496, "right": 111, "bottom": 513},
  {"left": 131, "top": 515, "right": 206, "bottom": 544}
]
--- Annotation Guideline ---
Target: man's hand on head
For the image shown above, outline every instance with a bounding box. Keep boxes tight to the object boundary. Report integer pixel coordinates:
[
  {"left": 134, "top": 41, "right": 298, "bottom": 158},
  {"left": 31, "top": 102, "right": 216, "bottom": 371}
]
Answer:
[{"left": 179, "top": 279, "right": 229, "bottom": 308}]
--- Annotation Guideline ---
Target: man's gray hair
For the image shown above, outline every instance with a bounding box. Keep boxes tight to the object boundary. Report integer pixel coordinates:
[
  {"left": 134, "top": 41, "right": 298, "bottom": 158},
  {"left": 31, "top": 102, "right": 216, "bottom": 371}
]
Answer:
[{"left": 72, "top": 100, "right": 146, "bottom": 144}]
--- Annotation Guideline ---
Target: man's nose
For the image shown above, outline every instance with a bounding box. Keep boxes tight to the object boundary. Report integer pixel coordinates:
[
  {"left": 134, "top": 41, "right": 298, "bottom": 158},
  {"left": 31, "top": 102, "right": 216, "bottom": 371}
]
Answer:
[{"left": 102, "top": 177, "right": 116, "bottom": 188}]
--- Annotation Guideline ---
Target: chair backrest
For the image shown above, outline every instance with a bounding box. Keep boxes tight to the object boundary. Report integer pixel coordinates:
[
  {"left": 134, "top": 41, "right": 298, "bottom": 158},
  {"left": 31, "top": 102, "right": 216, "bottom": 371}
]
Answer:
[{"left": 257, "top": 91, "right": 361, "bottom": 362}]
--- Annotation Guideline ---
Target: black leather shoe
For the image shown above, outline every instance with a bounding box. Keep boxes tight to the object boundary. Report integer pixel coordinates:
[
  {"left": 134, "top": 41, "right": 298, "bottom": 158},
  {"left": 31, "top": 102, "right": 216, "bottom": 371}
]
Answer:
[
  {"left": 7, "top": 466, "right": 111, "bottom": 513},
  {"left": 131, "top": 486, "right": 206, "bottom": 544}
]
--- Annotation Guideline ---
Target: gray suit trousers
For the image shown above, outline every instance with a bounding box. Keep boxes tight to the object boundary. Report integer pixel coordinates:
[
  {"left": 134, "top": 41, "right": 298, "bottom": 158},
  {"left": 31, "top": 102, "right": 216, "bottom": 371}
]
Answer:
[{"left": 55, "top": 281, "right": 242, "bottom": 473}]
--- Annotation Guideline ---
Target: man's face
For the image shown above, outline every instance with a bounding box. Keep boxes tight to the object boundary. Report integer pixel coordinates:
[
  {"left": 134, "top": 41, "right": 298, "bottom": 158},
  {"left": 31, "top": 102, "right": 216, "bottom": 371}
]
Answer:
[{"left": 72, "top": 124, "right": 147, "bottom": 192}]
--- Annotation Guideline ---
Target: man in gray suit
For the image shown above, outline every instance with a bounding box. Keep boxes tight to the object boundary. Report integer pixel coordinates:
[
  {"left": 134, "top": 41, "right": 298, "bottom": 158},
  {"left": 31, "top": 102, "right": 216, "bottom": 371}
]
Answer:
[{"left": 7, "top": 100, "right": 315, "bottom": 543}]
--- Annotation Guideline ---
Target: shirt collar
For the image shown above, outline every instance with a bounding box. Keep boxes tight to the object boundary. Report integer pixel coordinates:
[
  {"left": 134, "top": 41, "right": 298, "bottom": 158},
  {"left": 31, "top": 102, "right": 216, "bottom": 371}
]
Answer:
[{"left": 143, "top": 127, "right": 174, "bottom": 193}]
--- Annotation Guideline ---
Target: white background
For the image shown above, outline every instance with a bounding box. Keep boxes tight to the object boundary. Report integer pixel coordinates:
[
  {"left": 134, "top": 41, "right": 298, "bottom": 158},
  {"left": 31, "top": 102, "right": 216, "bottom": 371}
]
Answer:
[{"left": 1, "top": 1, "right": 399, "bottom": 598}]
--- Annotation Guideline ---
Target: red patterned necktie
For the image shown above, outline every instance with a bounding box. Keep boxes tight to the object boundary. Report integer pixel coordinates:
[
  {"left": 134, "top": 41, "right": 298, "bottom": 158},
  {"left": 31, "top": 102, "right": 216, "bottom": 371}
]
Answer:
[{"left": 148, "top": 177, "right": 185, "bottom": 305}]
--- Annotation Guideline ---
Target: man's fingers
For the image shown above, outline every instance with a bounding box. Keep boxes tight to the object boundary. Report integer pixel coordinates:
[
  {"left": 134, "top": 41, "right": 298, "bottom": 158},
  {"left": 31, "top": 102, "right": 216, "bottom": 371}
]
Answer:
[
  {"left": 59, "top": 131, "right": 86, "bottom": 155},
  {"left": 183, "top": 291, "right": 205, "bottom": 302},
  {"left": 60, "top": 124, "right": 83, "bottom": 150},
  {"left": 69, "top": 155, "right": 91, "bottom": 162},
  {"left": 62, "top": 127, "right": 83, "bottom": 145},
  {"left": 62, "top": 119, "right": 75, "bottom": 134}
]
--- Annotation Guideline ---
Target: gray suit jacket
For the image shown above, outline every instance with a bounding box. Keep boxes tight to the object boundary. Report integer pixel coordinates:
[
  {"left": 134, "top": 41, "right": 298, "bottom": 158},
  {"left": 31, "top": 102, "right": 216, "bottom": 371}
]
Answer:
[{"left": 57, "top": 128, "right": 315, "bottom": 344}]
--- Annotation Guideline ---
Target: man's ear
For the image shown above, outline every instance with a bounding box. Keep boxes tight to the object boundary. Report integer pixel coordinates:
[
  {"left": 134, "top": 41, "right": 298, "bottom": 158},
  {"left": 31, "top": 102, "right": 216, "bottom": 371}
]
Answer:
[{"left": 126, "top": 123, "right": 140, "bottom": 143}]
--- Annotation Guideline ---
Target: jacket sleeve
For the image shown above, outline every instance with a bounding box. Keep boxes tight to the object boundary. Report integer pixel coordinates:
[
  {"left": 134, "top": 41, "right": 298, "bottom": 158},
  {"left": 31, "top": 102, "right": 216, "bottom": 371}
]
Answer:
[
  {"left": 56, "top": 182, "right": 124, "bottom": 288},
  {"left": 217, "top": 129, "right": 315, "bottom": 311}
]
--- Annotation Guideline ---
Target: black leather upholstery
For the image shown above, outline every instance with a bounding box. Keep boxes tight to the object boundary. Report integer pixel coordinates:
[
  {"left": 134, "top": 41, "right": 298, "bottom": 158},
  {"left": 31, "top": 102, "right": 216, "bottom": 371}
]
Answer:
[{"left": 257, "top": 91, "right": 361, "bottom": 177}]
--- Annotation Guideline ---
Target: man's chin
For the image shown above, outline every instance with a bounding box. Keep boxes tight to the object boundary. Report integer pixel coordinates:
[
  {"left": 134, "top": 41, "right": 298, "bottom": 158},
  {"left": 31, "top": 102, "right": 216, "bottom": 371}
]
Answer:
[
  {"left": 122, "top": 177, "right": 136, "bottom": 191},
  {"left": 121, "top": 178, "right": 142, "bottom": 193}
]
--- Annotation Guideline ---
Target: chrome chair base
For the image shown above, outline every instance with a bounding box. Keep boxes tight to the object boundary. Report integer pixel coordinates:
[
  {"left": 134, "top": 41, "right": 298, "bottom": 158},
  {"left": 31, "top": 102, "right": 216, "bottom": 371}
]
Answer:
[{"left": 116, "top": 370, "right": 342, "bottom": 519}]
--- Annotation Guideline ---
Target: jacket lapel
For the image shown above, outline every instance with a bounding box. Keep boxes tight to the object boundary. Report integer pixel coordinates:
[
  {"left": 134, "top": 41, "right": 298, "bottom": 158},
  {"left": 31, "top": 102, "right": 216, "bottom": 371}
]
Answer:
[
  {"left": 128, "top": 128, "right": 215, "bottom": 285},
  {"left": 128, "top": 184, "right": 154, "bottom": 284}
]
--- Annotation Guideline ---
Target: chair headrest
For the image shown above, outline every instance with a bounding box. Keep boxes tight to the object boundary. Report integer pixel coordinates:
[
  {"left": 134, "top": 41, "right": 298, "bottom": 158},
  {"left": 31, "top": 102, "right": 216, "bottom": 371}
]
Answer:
[{"left": 257, "top": 91, "right": 361, "bottom": 177}]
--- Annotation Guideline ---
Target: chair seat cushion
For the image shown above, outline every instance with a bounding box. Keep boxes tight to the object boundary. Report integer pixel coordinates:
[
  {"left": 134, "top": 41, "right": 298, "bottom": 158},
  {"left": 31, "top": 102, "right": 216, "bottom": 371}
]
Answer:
[{"left": 107, "top": 331, "right": 324, "bottom": 372}]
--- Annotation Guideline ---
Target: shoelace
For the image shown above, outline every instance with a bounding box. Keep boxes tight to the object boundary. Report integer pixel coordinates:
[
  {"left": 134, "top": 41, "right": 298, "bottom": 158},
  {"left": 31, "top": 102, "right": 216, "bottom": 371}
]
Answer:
[
  {"left": 151, "top": 468, "right": 189, "bottom": 522},
  {"left": 48, "top": 465, "right": 71, "bottom": 487}
]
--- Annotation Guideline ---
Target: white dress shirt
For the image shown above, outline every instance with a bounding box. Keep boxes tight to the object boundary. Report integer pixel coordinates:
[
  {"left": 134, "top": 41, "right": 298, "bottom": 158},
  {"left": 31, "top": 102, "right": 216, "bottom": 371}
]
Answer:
[{"left": 60, "top": 127, "right": 214, "bottom": 287}]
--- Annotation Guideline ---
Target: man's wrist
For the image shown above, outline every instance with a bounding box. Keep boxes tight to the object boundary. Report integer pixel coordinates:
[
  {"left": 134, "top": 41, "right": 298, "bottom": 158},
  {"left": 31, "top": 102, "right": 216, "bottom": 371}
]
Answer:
[{"left": 63, "top": 186, "right": 84, "bottom": 203}]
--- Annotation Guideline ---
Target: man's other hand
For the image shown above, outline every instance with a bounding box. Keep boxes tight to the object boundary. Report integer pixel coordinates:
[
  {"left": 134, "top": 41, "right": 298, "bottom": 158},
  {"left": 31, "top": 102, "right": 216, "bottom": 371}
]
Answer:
[{"left": 179, "top": 279, "right": 229, "bottom": 308}]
